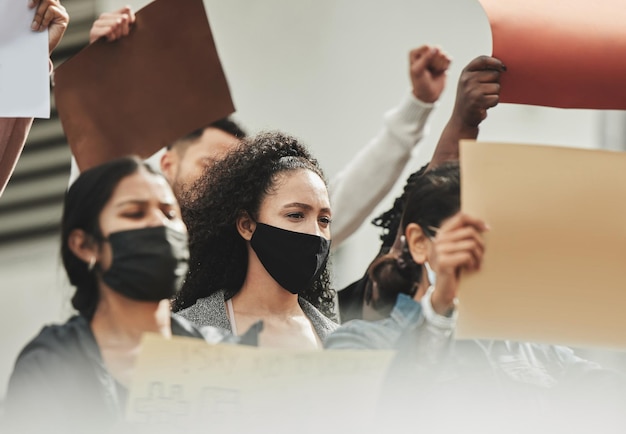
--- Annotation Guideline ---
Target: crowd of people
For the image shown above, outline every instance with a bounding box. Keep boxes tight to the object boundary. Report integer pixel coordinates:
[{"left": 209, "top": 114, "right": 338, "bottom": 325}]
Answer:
[{"left": 1, "top": 1, "right": 625, "bottom": 433}]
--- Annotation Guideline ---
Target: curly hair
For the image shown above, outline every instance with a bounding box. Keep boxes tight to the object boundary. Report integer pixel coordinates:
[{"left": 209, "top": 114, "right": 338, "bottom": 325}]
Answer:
[
  {"left": 371, "top": 164, "right": 429, "bottom": 250},
  {"left": 172, "top": 131, "right": 336, "bottom": 319}
]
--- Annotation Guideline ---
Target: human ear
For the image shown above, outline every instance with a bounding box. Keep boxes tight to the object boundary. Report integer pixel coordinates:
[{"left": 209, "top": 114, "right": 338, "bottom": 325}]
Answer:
[
  {"left": 160, "top": 149, "right": 178, "bottom": 184},
  {"left": 67, "top": 229, "right": 99, "bottom": 265},
  {"left": 405, "top": 223, "right": 429, "bottom": 264},
  {"left": 236, "top": 211, "right": 257, "bottom": 241}
]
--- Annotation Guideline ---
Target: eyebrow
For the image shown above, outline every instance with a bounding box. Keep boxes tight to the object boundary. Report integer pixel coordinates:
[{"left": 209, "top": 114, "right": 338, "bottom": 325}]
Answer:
[
  {"left": 115, "top": 199, "right": 176, "bottom": 208},
  {"left": 282, "top": 202, "right": 332, "bottom": 214}
]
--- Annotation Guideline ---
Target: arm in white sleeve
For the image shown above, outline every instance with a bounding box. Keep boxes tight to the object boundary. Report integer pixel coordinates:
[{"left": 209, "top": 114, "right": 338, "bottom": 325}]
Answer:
[
  {"left": 329, "top": 94, "right": 434, "bottom": 248},
  {"left": 414, "top": 285, "right": 457, "bottom": 366}
]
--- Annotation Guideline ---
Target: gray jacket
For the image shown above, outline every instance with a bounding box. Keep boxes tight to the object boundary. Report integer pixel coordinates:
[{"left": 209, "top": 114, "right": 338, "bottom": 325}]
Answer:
[{"left": 178, "top": 289, "right": 338, "bottom": 341}]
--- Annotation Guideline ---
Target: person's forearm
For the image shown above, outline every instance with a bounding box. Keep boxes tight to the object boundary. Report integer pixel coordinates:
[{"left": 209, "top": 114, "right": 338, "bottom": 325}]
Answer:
[
  {"left": 427, "top": 116, "right": 479, "bottom": 171},
  {"left": 0, "top": 118, "right": 34, "bottom": 196},
  {"left": 330, "top": 94, "right": 433, "bottom": 248}
]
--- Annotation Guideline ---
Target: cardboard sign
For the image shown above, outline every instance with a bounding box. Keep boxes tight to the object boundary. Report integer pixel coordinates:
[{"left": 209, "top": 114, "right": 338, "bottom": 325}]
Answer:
[
  {"left": 54, "top": 0, "right": 235, "bottom": 170},
  {"left": 459, "top": 140, "right": 626, "bottom": 349},
  {"left": 479, "top": 0, "right": 626, "bottom": 109},
  {"left": 126, "top": 334, "right": 395, "bottom": 432}
]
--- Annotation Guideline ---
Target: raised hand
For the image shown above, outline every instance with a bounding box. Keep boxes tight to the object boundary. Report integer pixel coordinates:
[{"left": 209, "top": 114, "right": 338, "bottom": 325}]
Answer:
[
  {"left": 428, "top": 55, "right": 506, "bottom": 169},
  {"left": 452, "top": 55, "right": 506, "bottom": 129},
  {"left": 89, "top": 6, "right": 136, "bottom": 44},
  {"left": 29, "top": 0, "right": 69, "bottom": 54},
  {"left": 409, "top": 45, "right": 452, "bottom": 104},
  {"left": 428, "top": 212, "right": 488, "bottom": 315}
]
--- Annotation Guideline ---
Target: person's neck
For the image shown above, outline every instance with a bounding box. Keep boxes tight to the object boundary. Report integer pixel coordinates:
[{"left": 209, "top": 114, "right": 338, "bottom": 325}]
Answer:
[
  {"left": 234, "top": 257, "right": 301, "bottom": 317},
  {"left": 91, "top": 290, "right": 172, "bottom": 346},
  {"left": 413, "top": 264, "right": 432, "bottom": 302}
]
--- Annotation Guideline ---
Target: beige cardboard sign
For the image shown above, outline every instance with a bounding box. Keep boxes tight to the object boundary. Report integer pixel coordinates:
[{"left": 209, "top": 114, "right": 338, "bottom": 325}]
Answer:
[
  {"left": 126, "top": 334, "right": 395, "bottom": 432},
  {"left": 458, "top": 140, "right": 626, "bottom": 349}
]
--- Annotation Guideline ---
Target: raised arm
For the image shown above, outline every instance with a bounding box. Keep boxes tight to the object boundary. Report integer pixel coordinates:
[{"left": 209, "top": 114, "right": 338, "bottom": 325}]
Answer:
[
  {"left": 428, "top": 55, "right": 505, "bottom": 170},
  {"left": 0, "top": 0, "right": 69, "bottom": 197},
  {"left": 329, "top": 46, "right": 451, "bottom": 247}
]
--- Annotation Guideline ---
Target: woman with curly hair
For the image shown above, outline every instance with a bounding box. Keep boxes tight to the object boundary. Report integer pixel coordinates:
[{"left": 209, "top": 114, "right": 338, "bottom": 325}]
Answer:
[{"left": 173, "top": 131, "right": 338, "bottom": 348}]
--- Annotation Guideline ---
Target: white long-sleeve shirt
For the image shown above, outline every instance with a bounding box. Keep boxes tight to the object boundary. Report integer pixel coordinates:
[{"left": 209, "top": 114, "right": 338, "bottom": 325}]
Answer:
[{"left": 329, "top": 93, "right": 434, "bottom": 248}]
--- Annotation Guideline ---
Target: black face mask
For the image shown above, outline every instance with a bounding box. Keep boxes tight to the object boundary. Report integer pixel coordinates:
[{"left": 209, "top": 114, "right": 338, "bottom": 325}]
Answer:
[
  {"left": 249, "top": 223, "right": 331, "bottom": 295},
  {"left": 101, "top": 226, "right": 189, "bottom": 301}
]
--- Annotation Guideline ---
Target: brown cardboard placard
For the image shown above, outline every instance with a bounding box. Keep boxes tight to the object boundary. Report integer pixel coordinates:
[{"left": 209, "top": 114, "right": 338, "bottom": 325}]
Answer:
[{"left": 54, "top": 0, "right": 235, "bottom": 171}]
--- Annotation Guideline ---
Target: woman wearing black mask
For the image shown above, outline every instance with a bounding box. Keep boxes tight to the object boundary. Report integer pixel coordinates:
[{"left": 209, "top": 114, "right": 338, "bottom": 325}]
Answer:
[
  {"left": 174, "top": 131, "right": 338, "bottom": 348},
  {"left": 5, "top": 156, "right": 206, "bottom": 434}
]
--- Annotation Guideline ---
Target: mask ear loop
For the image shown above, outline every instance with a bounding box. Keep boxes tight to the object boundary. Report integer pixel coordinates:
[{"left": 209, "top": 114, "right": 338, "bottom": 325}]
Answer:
[
  {"left": 87, "top": 256, "right": 96, "bottom": 272},
  {"left": 423, "top": 260, "right": 436, "bottom": 287},
  {"left": 396, "top": 235, "right": 420, "bottom": 298},
  {"left": 86, "top": 231, "right": 106, "bottom": 273}
]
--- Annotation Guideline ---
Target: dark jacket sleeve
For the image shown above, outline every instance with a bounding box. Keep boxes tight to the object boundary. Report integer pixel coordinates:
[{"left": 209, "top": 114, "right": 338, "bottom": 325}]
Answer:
[{"left": 5, "top": 344, "right": 72, "bottom": 432}]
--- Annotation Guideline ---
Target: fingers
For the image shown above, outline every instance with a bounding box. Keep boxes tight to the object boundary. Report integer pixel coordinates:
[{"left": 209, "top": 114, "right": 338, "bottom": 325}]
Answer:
[
  {"left": 430, "top": 56, "right": 451, "bottom": 75},
  {"left": 40, "top": 4, "right": 57, "bottom": 29},
  {"left": 428, "top": 49, "right": 452, "bottom": 74},
  {"left": 30, "top": 0, "right": 67, "bottom": 30},
  {"left": 31, "top": 0, "right": 51, "bottom": 30},
  {"left": 409, "top": 45, "right": 451, "bottom": 103},
  {"left": 465, "top": 55, "right": 506, "bottom": 73},
  {"left": 439, "top": 212, "right": 489, "bottom": 233},
  {"left": 453, "top": 55, "right": 505, "bottom": 127},
  {"left": 122, "top": 5, "right": 136, "bottom": 23},
  {"left": 434, "top": 213, "right": 488, "bottom": 271},
  {"left": 409, "top": 45, "right": 437, "bottom": 77},
  {"left": 476, "top": 69, "right": 502, "bottom": 84},
  {"left": 29, "top": 0, "right": 69, "bottom": 53},
  {"left": 410, "top": 45, "right": 452, "bottom": 75},
  {"left": 437, "top": 225, "right": 485, "bottom": 251},
  {"left": 469, "top": 83, "right": 500, "bottom": 103},
  {"left": 437, "top": 239, "right": 484, "bottom": 272},
  {"left": 409, "top": 45, "right": 433, "bottom": 66},
  {"left": 89, "top": 7, "right": 136, "bottom": 44}
]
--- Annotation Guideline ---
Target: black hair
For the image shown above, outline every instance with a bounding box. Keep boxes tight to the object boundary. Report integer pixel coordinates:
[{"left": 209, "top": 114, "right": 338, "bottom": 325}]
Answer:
[
  {"left": 399, "top": 161, "right": 460, "bottom": 238},
  {"left": 172, "top": 131, "right": 336, "bottom": 319},
  {"left": 61, "top": 156, "right": 159, "bottom": 319},
  {"left": 169, "top": 116, "right": 247, "bottom": 149},
  {"left": 366, "top": 162, "right": 460, "bottom": 310},
  {"left": 371, "top": 164, "right": 429, "bottom": 250}
]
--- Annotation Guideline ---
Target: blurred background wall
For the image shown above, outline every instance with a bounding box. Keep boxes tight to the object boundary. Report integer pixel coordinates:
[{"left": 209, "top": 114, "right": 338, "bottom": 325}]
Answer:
[{"left": 1, "top": 0, "right": 625, "bottom": 398}]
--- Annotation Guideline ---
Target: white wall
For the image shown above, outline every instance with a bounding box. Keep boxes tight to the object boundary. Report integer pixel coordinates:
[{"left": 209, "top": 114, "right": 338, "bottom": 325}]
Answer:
[{"left": 1, "top": 0, "right": 622, "bottom": 396}]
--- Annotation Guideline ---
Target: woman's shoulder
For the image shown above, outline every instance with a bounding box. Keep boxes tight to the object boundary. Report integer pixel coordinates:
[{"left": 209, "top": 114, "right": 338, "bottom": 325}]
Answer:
[
  {"left": 8, "top": 315, "right": 97, "bottom": 399},
  {"left": 176, "top": 290, "right": 231, "bottom": 330},
  {"left": 15, "top": 315, "right": 93, "bottom": 361}
]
